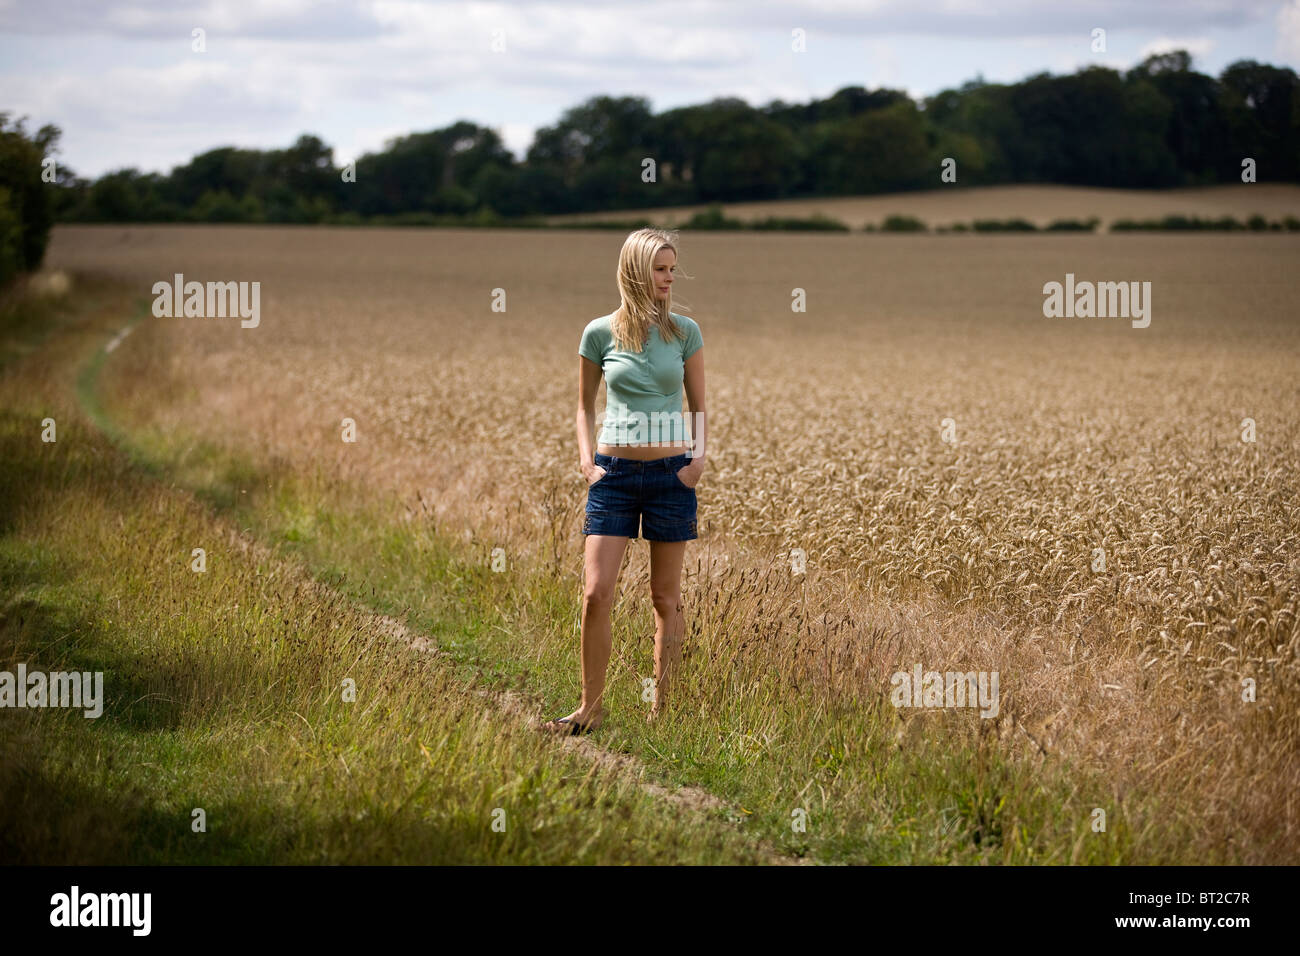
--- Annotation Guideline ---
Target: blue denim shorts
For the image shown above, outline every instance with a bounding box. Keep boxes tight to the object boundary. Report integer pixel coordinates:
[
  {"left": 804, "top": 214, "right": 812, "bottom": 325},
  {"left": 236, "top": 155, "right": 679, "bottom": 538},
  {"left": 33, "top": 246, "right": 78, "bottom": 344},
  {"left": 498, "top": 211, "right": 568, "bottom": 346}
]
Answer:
[{"left": 583, "top": 452, "right": 698, "bottom": 542}]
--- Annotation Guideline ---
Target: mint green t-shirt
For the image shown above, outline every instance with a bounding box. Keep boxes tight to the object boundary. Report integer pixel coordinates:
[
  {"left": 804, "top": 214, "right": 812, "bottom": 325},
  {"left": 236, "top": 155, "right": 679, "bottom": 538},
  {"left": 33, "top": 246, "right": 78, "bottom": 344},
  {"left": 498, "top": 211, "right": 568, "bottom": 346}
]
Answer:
[{"left": 579, "top": 311, "right": 703, "bottom": 446}]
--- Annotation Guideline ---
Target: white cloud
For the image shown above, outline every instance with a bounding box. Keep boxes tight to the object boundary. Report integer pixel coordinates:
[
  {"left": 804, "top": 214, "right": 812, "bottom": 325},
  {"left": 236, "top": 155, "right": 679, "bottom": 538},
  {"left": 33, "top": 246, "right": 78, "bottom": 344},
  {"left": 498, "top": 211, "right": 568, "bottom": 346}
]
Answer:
[
  {"left": 1279, "top": 1, "right": 1300, "bottom": 61},
  {"left": 334, "top": 122, "right": 413, "bottom": 165},
  {"left": 862, "top": 38, "right": 902, "bottom": 89},
  {"left": 1139, "top": 36, "right": 1213, "bottom": 60},
  {"left": 0, "top": 0, "right": 1284, "bottom": 40},
  {"left": 494, "top": 121, "right": 538, "bottom": 160},
  {"left": 1, "top": 0, "right": 385, "bottom": 38}
]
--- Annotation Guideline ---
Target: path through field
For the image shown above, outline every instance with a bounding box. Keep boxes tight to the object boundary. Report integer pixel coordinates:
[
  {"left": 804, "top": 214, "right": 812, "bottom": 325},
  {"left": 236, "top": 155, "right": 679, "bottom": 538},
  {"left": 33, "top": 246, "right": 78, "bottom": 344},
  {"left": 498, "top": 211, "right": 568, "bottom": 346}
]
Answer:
[{"left": 40, "top": 219, "right": 1300, "bottom": 862}]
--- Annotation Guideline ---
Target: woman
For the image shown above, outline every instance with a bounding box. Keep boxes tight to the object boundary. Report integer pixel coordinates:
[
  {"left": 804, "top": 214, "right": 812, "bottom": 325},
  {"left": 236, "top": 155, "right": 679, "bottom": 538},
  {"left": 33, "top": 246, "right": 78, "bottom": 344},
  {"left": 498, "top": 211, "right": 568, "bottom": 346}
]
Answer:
[{"left": 541, "top": 228, "right": 707, "bottom": 735}]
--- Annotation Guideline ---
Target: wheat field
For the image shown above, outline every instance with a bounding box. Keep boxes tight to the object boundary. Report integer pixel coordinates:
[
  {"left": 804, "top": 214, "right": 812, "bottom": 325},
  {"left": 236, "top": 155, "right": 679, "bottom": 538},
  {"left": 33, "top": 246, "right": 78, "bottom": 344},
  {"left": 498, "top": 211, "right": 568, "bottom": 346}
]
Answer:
[{"left": 46, "top": 220, "right": 1300, "bottom": 861}]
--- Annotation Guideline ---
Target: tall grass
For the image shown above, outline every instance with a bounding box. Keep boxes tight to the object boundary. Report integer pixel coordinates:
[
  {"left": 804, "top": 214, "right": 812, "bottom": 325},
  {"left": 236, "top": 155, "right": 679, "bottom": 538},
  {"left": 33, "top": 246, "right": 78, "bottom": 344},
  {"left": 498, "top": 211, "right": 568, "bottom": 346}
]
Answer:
[
  {"left": 80, "top": 283, "right": 1290, "bottom": 863},
  {"left": 0, "top": 276, "right": 777, "bottom": 864},
  {"left": 37, "top": 220, "right": 1300, "bottom": 864}
]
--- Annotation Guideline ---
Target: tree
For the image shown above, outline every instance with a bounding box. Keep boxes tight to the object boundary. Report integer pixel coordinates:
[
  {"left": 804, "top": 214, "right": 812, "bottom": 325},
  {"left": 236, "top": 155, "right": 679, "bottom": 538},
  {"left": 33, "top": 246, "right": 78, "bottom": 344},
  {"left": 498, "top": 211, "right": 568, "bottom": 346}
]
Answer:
[
  {"left": 0, "top": 113, "right": 60, "bottom": 284},
  {"left": 810, "top": 100, "right": 931, "bottom": 194},
  {"left": 39, "top": 52, "right": 1300, "bottom": 224},
  {"left": 343, "top": 121, "right": 513, "bottom": 216},
  {"left": 1218, "top": 60, "right": 1300, "bottom": 180},
  {"left": 1128, "top": 51, "right": 1227, "bottom": 185}
]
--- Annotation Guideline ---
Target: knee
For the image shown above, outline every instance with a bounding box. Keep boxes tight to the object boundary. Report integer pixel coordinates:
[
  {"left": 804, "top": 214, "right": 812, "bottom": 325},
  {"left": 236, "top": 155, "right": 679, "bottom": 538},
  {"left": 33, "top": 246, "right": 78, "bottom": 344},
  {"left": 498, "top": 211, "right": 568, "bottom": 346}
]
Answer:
[
  {"left": 583, "top": 585, "right": 616, "bottom": 614},
  {"left": 651, "top": 591, "right": 683, "bottom": 620}
]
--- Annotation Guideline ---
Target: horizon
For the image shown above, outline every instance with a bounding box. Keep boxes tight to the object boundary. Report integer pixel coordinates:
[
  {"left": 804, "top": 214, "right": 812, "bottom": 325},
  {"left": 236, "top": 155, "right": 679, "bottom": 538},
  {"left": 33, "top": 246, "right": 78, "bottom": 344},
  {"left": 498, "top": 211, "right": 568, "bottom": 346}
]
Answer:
[{"left": 2, "top": 0, "right": 1297, "bottom": 179}]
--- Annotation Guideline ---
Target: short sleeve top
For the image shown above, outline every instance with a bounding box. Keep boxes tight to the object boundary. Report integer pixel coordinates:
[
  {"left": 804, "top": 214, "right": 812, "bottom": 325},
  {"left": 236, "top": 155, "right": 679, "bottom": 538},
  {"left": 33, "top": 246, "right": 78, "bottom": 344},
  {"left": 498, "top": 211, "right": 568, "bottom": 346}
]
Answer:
[{"left": 579, "top": 311, "right": 702, "bottom": 446}]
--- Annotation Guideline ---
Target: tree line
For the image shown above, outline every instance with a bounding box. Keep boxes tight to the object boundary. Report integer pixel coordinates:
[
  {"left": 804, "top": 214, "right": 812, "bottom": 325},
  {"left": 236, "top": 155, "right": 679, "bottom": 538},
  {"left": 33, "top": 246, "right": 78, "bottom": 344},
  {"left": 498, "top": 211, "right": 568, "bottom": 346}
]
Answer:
[{"left": 6, "top": 50, "right": 1300, "bottom": 240}]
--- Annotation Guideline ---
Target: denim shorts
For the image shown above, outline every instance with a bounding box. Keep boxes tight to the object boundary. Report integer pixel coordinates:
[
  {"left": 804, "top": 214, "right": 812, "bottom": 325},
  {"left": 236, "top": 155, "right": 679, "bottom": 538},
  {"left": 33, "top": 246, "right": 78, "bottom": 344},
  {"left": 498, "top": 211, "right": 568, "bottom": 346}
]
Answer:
[{"left": 583, "top": 452, "right": 698, "bottom": 542}]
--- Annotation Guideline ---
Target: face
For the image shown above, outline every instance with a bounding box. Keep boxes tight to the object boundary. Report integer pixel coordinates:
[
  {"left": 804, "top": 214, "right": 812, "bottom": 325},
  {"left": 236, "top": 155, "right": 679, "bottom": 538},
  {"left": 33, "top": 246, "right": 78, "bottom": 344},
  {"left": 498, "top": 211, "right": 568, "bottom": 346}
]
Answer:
[{"left": 652, "top": 247, "right": 676, "bottom": 301}]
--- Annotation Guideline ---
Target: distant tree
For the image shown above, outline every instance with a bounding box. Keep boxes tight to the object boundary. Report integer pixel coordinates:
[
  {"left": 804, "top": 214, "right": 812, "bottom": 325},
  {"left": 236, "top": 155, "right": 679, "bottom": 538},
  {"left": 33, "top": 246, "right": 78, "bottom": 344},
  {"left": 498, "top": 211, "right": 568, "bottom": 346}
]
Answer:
[
  {"left": 345, "top": 121, "right": 513, "bottom": 216},
  {"left": 168, "top": 146, "right": 262, "bottom": 208},
  {"left": 1120, "top": 77, "right": 1178, "bottom": 186},
  {"left": 192, "top": 189, "right": 254, "bottom": 222},
  {"left": 528, "top": 96, "right": 654, "bottom": 174},
  {"left": 1127, "top": 51, "right": 1227, "bottom": 185},
  {"left": 689, "top": 101, "right": 803, "bottom": 201},
  {"left": 39, "top": 52, "right": 1300, "bottom": 224},
  {"left": 811, "top": 100, "right": 931, "bottom": 194},
  {"left": 274, "top": 134, "right": 337, "bottom": 200},
  {"left": 0, "top": 113, "right": 60, "bottom": 283},
  {"left": 0, "top": 188, "right": 21, "bottom": 281},
  {"left": 766, "top": 85, "right": 910, "bottom": 128},
  {"left": 1218, "top": 60, "right": 1300, "bottom": 180},
  {"left": 925, "top": 81, "right": 1022, "bottom": 183},
  {"left": 526, "top": 96, "right": 659, "bottom": 209},
  {"left": 473, "top": 164, "right": 566, "bottom": 217}
]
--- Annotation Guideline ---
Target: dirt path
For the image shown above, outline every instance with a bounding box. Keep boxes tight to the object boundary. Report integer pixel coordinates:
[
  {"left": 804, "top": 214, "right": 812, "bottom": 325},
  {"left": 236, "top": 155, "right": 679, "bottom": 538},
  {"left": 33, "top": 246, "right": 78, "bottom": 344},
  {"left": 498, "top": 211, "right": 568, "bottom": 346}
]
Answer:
[{"left": 89, "top": 319, "right": 810, "bottom": 867}]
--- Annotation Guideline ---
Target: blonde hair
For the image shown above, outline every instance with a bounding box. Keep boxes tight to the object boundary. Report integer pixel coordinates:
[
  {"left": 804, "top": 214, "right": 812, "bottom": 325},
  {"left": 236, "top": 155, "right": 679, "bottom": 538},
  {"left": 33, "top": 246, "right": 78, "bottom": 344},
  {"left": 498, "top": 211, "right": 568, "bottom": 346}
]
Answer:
[{"left": 611, "top": 227, "right": 692, "bottom": 352}]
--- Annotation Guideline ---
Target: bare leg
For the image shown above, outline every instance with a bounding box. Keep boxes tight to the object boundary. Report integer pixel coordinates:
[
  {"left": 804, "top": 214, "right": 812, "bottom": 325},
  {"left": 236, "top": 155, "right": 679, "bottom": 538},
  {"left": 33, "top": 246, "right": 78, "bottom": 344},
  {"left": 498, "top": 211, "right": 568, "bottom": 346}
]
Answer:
[
  {"left": 541, "top": 532, "right": 628, "bottom": 733},
  {"left": 648, "top": 539, "right": 687, "bottom": 721}
]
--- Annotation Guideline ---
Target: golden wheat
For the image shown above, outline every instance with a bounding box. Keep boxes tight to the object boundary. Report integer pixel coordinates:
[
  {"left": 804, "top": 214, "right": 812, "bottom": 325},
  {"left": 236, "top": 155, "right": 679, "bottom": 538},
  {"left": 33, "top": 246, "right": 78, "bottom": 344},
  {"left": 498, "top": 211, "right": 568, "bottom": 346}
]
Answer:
[{"left": 48, "top": 222, "right": 1300, "bottom": 859}]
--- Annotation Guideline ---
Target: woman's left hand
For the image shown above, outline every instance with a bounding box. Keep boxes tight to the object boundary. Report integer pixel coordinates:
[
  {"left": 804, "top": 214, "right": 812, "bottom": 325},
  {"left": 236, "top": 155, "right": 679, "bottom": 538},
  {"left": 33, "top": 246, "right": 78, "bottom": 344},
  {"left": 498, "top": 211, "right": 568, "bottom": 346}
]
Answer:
[{"left": 675, "top": 458, "right": 704, "bottom": 489}]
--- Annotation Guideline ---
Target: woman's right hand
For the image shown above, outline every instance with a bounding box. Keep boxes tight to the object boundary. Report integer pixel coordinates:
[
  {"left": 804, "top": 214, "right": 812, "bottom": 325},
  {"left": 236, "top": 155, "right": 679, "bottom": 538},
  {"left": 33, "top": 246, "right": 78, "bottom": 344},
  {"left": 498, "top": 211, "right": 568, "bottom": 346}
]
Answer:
[{"left": 583, "top": 462, "right": 608, "bottom": 485}]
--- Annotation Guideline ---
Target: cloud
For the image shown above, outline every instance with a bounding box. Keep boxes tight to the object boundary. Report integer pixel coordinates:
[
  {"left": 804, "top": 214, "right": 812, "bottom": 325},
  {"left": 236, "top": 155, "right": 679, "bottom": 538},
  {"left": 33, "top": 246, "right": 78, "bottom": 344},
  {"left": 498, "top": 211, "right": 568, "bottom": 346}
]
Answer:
[
  {"left": 1139, "top": 36, "right": 1213, "bottom": 60},
  {"left": 1279, "top": 1, "right": 1300, "bottom": 61},
  {"left": 0, "top": 0, "right": 1283, "bottom": 41},
  {"left": 4, "top": 0, "right": 1292, "bottom": 178},
  {"left": 1, "top": 0, "right": 388, "bottom": 39}
]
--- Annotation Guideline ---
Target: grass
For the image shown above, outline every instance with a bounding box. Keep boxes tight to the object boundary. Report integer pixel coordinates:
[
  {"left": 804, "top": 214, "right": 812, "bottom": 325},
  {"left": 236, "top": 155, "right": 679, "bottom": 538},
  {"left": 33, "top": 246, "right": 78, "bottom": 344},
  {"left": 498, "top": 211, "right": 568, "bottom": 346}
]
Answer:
[
  {"left": 0, "top": 274, "right": 779, "bottom": 864},
  {"left": 44, "top": 280, "right": 1253, "bottom": 864},
  {"left": 15, "top": 229, "right": 1298, "bottom": 863},
  {"left": 56, "top": 427, "right": 1152, "bottom": 864}
]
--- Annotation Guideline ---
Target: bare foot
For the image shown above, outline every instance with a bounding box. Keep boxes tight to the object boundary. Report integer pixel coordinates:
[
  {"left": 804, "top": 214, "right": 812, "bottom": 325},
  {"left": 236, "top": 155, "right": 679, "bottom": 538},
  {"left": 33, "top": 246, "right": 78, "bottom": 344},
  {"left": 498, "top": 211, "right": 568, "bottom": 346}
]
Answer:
[{"left": 540, "top": 707, "right": 604, "bottom": 735}]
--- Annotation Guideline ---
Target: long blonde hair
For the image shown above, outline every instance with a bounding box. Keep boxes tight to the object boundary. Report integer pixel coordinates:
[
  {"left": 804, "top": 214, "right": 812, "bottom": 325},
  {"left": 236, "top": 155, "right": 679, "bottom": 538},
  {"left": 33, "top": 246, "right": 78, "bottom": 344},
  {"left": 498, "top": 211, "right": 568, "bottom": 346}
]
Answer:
[{"left": 611, "top": 228, "right": 691, "bottom": 352}]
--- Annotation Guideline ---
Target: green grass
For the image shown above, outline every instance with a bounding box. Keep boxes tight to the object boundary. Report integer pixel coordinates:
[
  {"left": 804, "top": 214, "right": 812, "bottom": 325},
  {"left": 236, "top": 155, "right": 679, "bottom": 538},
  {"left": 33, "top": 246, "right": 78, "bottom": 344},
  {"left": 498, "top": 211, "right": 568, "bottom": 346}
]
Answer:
[
  {"left": 0, "top": 278, "right": 778, "bottom": 864},
  {"left": 0, "top": 276, "right": 81, "bottom": 370},
  {"left": 1, "top": 273, "right": 1237, "bottom": 863},
  {"left": 81, "top": 335, "right": 1212, "bottom": 865}
]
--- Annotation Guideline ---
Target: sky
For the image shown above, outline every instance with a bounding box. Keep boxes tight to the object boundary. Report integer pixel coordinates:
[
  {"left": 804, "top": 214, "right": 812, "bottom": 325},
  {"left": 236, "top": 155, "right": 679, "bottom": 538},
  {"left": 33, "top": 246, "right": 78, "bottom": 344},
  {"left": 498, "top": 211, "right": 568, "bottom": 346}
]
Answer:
[{"left": 2, "top": 0, "right": 1298, "bottom": 179}]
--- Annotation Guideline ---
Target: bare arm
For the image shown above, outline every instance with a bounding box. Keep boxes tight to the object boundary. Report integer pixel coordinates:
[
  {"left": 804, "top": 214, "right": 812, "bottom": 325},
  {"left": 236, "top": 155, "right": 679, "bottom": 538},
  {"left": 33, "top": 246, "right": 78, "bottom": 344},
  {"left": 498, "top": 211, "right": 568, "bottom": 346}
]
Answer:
[
  {"left": 577, "top": 356, "right": 604, "bottom": 481},
  {"left": 682, "top": 347, "right": 706, "bottom": 466}
]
